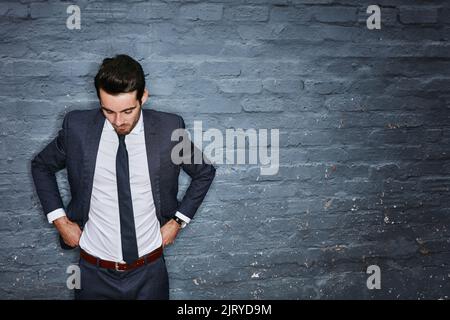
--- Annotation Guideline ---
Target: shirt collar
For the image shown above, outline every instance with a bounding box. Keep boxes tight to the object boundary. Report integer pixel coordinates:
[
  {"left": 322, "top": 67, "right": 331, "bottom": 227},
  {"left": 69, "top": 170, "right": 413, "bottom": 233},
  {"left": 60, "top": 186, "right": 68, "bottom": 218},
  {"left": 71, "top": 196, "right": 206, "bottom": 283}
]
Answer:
[{"left": 105, "top": 108, "right": 143, "bottom": 135}]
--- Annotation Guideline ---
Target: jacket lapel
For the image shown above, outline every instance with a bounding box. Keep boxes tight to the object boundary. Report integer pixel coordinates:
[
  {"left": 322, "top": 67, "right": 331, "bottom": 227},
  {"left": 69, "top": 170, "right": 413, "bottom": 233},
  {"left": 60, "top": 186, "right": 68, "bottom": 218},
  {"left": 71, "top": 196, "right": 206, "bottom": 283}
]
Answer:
[
  {"left": 143, "top": 109, "right": 162, "bottom": 222},
  {"left": 81, "top": 109, "right": 105, "bottom": 223}
]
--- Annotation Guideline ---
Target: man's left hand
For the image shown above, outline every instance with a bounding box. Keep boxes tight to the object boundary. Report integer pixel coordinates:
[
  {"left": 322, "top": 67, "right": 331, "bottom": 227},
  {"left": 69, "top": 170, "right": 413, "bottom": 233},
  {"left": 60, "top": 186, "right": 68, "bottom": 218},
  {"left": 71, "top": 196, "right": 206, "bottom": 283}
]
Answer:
[{"left": 160, "top": 219, "right": 181, "bottom": 247}]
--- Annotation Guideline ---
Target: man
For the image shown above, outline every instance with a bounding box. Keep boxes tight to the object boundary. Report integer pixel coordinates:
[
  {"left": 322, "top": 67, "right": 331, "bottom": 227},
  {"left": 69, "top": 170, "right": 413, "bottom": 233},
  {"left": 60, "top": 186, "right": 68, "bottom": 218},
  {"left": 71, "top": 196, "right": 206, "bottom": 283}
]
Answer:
[{"left": 31, "top": 54, "right": 216, "bottom": 299}]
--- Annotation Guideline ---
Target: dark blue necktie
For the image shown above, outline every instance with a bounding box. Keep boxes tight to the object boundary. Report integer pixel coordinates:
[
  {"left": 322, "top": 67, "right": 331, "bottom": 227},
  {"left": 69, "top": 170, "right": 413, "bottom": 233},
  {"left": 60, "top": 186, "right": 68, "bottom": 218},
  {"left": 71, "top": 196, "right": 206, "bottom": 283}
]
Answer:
[{"left": 116, "top": 133, "right": 139, "bottom": 263}]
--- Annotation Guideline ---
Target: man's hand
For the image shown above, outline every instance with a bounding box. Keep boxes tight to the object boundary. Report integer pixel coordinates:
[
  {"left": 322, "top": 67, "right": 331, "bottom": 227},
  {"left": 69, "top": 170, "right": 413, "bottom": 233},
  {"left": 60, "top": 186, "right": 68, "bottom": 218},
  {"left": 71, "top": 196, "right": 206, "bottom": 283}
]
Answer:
[
  {"left": 53, "top": 216, "right": 82, "bottom": 247},
  {"left": 160, "top": 219, "right": 181, "bottom": 247}
]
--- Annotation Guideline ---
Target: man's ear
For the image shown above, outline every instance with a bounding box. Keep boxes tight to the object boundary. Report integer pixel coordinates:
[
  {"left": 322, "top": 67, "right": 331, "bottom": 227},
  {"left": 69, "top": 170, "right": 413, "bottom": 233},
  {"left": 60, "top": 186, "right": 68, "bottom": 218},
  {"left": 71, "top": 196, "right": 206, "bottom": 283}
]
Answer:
[{"left": 141, "top": 88, "right": 149, "bottom": 105}]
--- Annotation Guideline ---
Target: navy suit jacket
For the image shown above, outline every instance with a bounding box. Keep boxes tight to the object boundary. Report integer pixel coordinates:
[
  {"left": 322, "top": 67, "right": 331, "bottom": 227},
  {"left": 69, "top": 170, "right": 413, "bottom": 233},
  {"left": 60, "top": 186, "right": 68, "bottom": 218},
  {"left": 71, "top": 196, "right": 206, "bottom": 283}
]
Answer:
[{"left": 31, "top": 108, "right": 216, "bottom": 249}]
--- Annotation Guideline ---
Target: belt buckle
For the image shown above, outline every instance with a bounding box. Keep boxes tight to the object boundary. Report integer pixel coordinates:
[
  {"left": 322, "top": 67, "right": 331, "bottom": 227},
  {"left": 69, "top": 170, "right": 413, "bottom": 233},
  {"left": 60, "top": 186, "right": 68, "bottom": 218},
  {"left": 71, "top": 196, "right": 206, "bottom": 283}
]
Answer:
[{"left": 115, "top": 262, "right": 127, "bottom": 272}]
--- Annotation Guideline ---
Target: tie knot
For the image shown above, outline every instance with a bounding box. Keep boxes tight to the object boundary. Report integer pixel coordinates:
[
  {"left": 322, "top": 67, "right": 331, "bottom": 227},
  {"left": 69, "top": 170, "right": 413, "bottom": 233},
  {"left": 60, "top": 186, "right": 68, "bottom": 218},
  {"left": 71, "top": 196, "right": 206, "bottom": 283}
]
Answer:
[{"left": 117, "top": 133, "right": 126, "bottom": 143}]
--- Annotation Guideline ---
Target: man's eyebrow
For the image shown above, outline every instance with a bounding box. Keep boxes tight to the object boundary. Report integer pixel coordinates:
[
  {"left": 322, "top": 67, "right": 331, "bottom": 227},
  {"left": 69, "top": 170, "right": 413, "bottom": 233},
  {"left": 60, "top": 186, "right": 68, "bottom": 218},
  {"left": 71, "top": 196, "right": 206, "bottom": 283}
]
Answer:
[{"left": 101, "top": 105, "right": 137, "bottom": 113}]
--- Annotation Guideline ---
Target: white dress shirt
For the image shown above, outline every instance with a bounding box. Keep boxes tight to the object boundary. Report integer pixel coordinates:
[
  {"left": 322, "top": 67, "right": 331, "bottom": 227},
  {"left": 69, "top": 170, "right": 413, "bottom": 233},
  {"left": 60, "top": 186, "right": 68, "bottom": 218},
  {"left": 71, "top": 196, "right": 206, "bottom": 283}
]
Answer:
[{"left": 47, "top": 110, "right": 190, "bottom": 262}]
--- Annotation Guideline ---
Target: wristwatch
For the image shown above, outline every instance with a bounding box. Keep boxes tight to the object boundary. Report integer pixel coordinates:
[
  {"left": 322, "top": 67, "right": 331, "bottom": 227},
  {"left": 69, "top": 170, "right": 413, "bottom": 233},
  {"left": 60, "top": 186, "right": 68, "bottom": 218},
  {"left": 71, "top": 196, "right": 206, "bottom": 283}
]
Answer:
[{"left": 173, "top": 216, "right": 187, "bottom": 229}]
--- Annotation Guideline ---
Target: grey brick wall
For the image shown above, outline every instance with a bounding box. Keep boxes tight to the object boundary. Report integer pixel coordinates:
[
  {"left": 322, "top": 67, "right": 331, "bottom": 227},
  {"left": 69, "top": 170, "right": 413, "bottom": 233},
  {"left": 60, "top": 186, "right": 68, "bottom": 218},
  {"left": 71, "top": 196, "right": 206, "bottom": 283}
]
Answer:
[{"left": 0, "top": 0, "right": 449, "bottom": 299}]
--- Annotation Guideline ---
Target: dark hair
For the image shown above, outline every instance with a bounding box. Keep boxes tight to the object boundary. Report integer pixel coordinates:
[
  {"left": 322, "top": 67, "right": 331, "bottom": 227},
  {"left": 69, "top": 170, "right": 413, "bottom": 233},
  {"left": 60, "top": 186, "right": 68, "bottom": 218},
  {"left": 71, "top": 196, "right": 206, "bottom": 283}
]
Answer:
[{"left": 94, "top": 54, "right": 146, "bottom": 104}]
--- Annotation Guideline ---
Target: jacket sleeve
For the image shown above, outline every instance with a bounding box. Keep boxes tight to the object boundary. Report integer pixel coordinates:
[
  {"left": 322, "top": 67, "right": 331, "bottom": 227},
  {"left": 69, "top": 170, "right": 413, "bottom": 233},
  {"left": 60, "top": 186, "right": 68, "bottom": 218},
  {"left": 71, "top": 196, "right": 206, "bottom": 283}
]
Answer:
[
  {"left": 177, "top": 116, "right": 216, "bottom": 219},
  {"left": 31, "top": 112, "right": 70, "bottom": 217}
]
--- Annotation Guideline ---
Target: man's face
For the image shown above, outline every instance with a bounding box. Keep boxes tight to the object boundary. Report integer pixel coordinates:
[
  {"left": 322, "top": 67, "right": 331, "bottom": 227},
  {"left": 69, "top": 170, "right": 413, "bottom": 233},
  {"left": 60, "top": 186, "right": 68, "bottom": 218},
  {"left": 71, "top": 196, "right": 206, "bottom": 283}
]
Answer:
[{"left": 99, "top": 89, "right": 148, "bottom": 135}]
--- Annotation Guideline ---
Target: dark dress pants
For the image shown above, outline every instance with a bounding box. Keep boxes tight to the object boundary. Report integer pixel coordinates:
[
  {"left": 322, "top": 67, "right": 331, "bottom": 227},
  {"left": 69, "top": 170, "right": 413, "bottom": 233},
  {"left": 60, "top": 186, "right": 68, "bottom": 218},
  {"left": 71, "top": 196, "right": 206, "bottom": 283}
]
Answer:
[{"left": 74, "top": 254, "right": 169, "bottom": 300}]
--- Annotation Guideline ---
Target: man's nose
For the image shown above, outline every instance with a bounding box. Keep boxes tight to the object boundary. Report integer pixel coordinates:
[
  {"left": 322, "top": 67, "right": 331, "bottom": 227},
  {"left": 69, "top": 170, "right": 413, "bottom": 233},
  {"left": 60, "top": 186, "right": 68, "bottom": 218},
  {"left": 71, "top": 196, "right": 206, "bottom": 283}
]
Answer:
[{"left": 114, "top": 114, "right": 124, "bottom": 126}]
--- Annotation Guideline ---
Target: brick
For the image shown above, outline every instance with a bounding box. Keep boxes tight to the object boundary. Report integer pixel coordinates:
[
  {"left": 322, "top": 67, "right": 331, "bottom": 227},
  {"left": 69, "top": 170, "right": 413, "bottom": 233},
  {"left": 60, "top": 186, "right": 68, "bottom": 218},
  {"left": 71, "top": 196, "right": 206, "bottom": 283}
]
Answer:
[
  {"left": 151, "top": 97, "right": 242, "bottom": 113},
  {"left": 304, "top": 80, "right": 348, "bottom": 95},
  {"left": 179, "top": 3, "right": 223, "bottom": 21},
  {"left": 84, "top": 2, "right": 128, "bottom": 20},
  {"left": 241, "top": 97, "right": 284, "bottom": 112},
  {"left": 270, "top": 6, "right": 309, "bottom": 23},
  {"left": 399, "top": 6, "right": 439, "bottom": 24},
  {"left": 0, "top": 2, "right": 28, "bottom": 18},
  {"left": 174, "top": 78, "right": 218, "bottom": 95},
  {"left": 262, "top": 79, "right": 304, "bottom": 93},
  {"left": 30, "top": 2, "right": 67, "bottom": 19},
  {"left": 224, "top": 6, "right": 269, "bottom": 22},
  {"left": 218, "top": 79, "right": 262, "bottom": 94},
  {"left": 127, "top": 3, "right": 176, "bottom": 20},
  {"left": 309, "top": 7, "right": 358, "bottom": 23},
  {"left": 196, "top": 61, "right": 241, "bottom": 77},
  {"left": 325, "top": 95, "right": 365, "bottom": 111}
]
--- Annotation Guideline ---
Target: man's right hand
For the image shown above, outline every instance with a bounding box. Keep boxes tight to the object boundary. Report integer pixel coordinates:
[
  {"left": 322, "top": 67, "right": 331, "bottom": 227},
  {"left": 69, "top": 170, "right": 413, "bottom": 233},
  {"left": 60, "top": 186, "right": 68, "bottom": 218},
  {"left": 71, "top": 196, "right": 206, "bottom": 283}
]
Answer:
[{"left": 53, "top": 216, "right": 82, "bottom": 247}]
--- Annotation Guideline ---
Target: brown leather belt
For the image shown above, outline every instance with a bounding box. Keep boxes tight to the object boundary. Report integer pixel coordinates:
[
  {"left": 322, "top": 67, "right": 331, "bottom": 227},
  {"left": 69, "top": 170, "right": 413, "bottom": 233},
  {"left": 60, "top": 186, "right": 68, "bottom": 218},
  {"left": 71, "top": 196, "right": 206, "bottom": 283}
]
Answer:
[{"left": 80, "top": 245, "right": 163, "bottom": 272}]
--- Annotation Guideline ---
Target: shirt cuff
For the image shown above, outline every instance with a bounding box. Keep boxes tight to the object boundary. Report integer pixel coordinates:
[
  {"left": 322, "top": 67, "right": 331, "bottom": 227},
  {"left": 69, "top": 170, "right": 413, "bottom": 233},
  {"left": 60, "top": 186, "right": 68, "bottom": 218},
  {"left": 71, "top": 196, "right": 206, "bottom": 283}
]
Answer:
[
  {"left": 47, "top": 208, "right": 66, "bottom": 224},
  {"left": 175, "top": 211, "right": 191, "bottom": 224}
]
